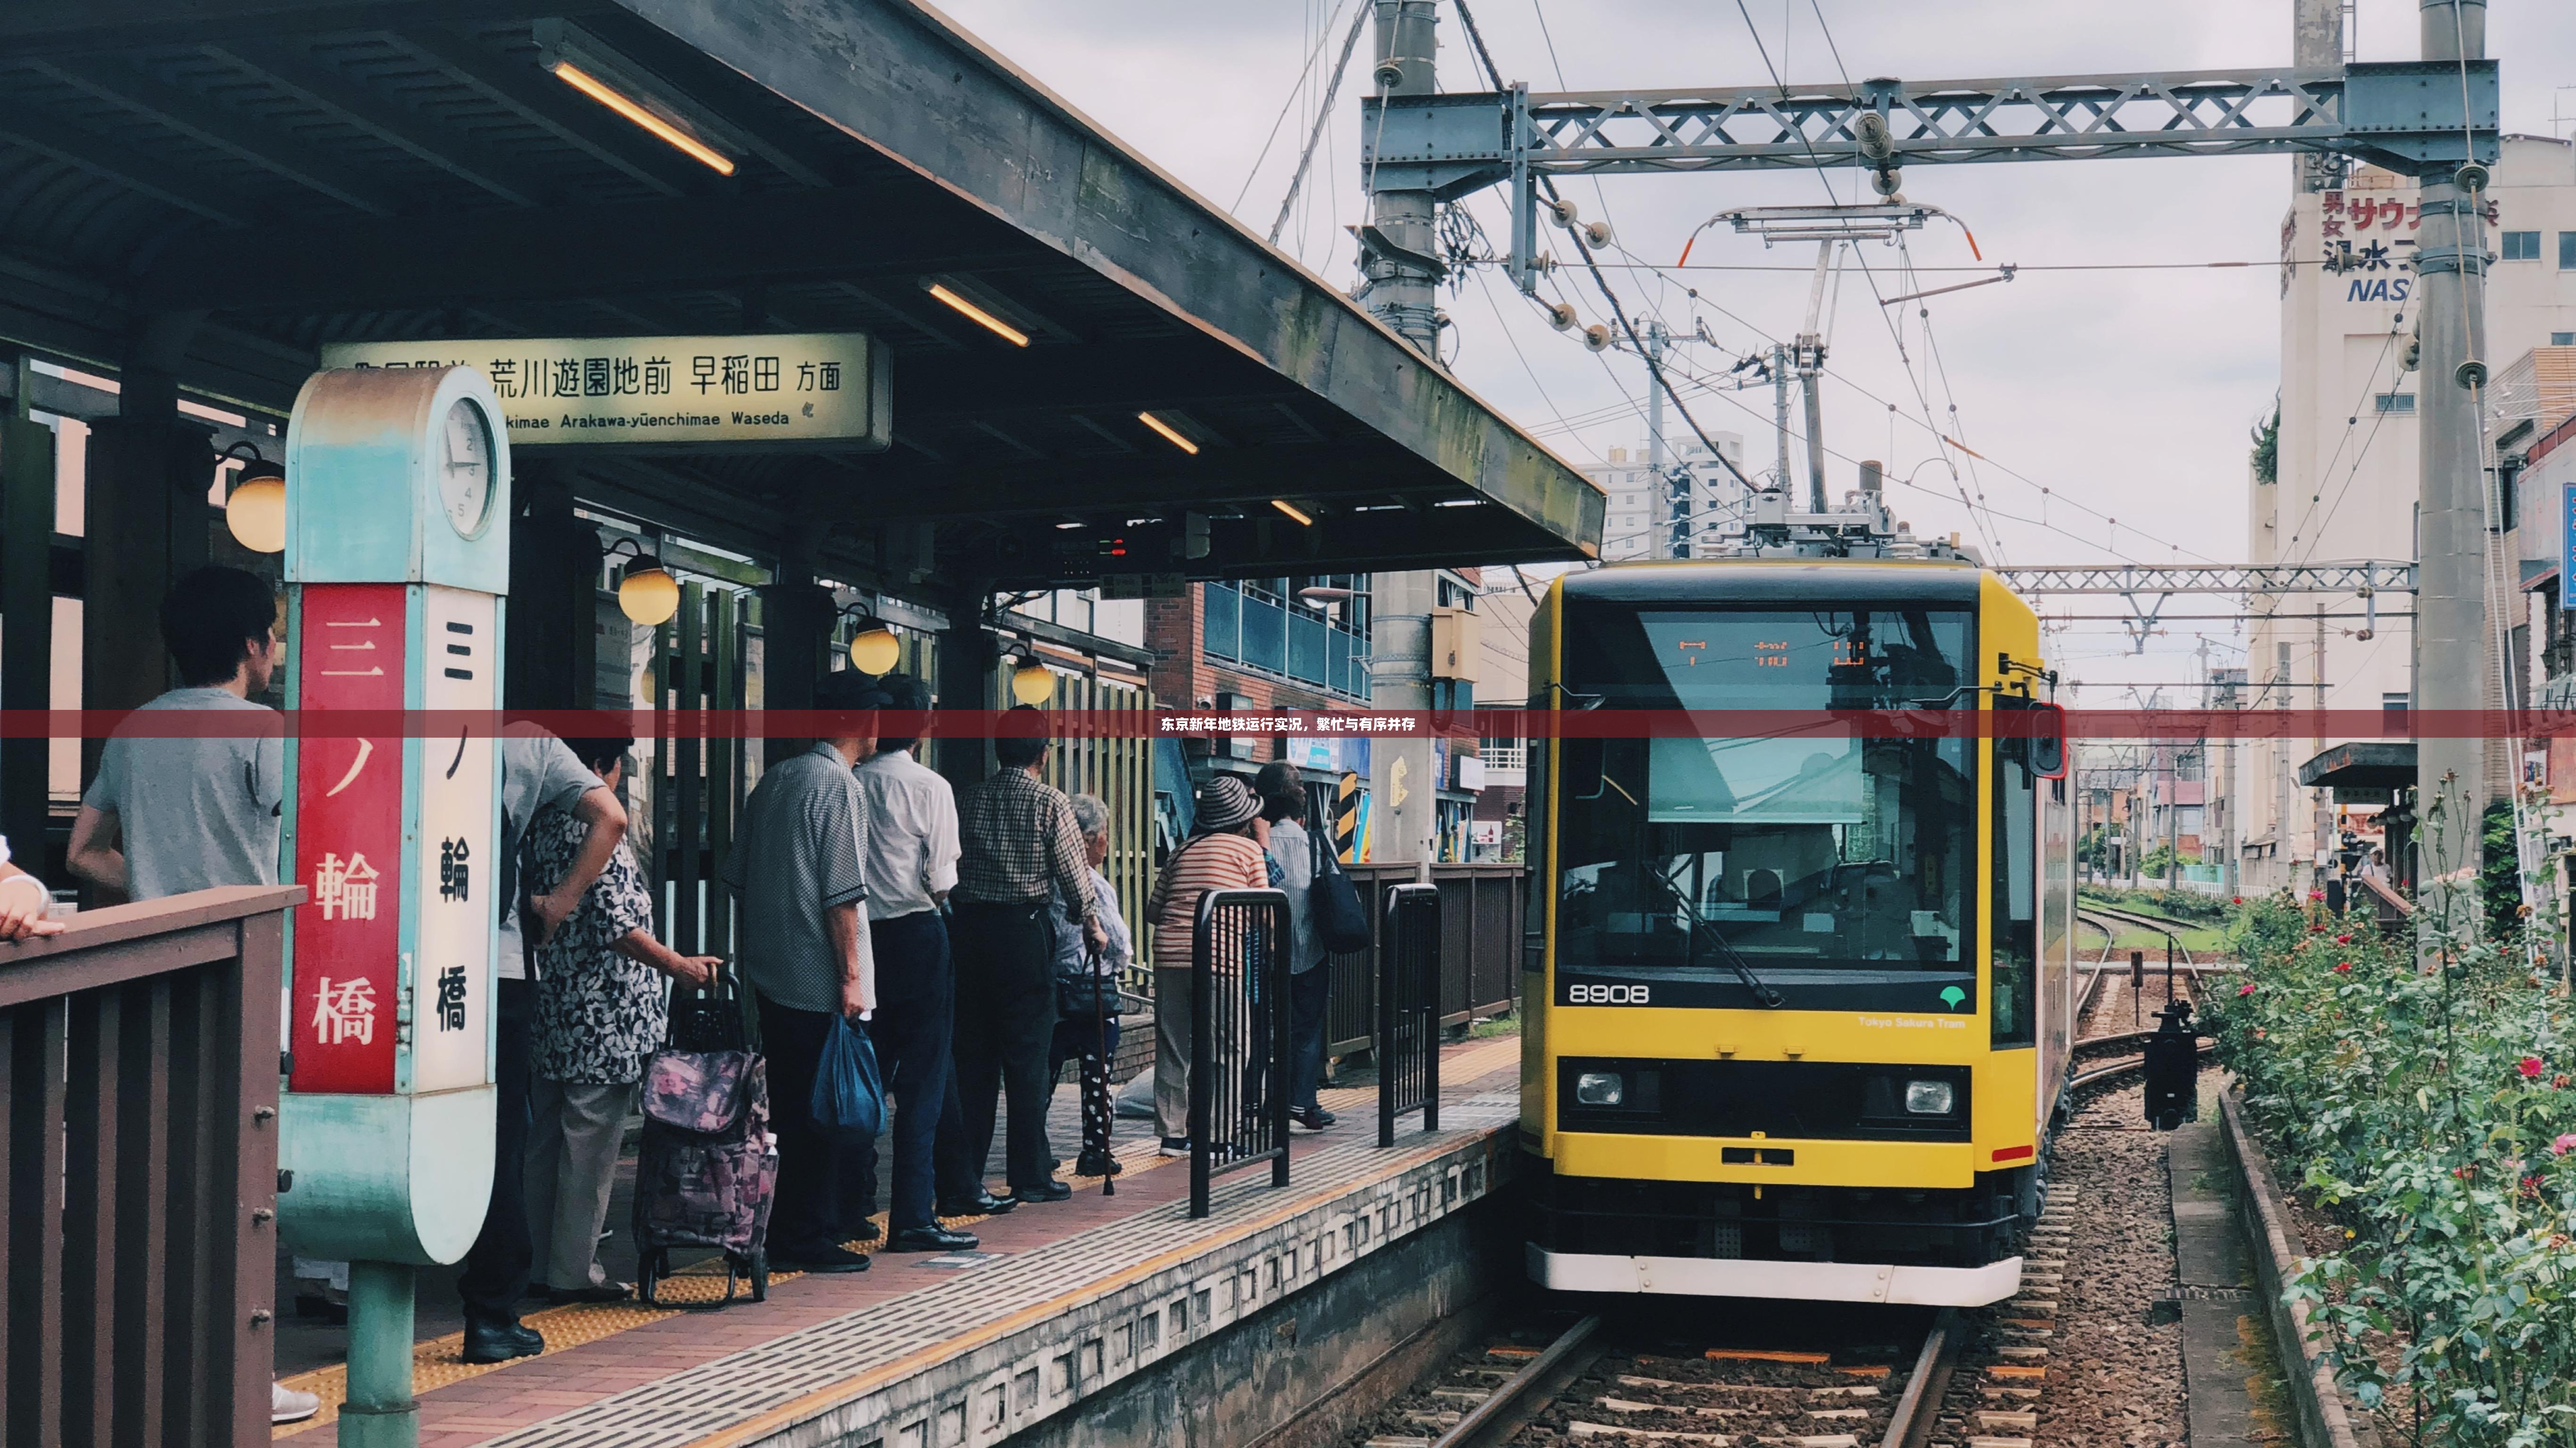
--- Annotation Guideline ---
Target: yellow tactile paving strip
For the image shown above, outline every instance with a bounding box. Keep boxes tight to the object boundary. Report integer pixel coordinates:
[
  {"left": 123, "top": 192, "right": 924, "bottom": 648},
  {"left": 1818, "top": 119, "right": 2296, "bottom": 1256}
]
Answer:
[{"left": 270, "top": 1036, "right": 1519, "bottom": 1441}]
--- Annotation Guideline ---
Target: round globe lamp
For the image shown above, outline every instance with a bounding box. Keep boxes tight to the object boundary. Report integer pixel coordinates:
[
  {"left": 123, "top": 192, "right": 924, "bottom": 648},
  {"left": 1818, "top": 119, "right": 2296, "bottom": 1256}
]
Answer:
[{"left": 617, "top": 557, "right": 681, "bottom": 626}]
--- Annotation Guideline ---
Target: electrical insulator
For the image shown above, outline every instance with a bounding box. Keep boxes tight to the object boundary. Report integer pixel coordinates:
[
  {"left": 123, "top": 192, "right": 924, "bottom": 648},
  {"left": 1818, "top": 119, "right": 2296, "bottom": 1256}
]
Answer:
[
  {"left": 1549, "top": 196, "right": 1580, "bottom": 228},
  {"left": 1582, "top": 220, "right": 1613, "bottom": 248},
  {"left": 1582, "top": 323, "right": 1613, "bottom": 353},
  {"left": 1546, "top": 302, "right": 1578, "bottom": 331}
]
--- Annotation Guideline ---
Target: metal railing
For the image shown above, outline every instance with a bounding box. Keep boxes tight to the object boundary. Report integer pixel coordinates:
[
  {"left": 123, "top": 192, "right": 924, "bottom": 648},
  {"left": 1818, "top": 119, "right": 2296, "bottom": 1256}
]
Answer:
[
  {"left": 1323, "top": 863, "right": 1523, "bottom": 1061},
  {"left": 1377, "top": 884, "right": 1441, "bottom": 1147},
  {"left": 1, "top": 884, "right": 302, "bottom": 1448},
  {"left": 1188, "top": 888, "right": 1292, "bottom": 1218}
]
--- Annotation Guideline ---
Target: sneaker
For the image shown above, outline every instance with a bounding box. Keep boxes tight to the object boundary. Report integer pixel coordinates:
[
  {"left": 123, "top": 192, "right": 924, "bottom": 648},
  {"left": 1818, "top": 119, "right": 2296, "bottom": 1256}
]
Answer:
[
  {"left": 272, "top": 1382, "right": 321, "bottom": 1425},
  {"left": 1157, "top": 1137, "right": 1192, "bottom": 1157}
]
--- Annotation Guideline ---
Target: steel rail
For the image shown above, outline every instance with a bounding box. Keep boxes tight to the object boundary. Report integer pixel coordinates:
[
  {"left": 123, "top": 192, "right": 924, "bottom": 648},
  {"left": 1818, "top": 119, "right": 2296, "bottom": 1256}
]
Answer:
[
  {"left": 1431, "top": 1314, "right": 1606, "bottom": 1448},
  {"left": 1884, "top": 1310, "right": 1963, "bottom": 1448}
]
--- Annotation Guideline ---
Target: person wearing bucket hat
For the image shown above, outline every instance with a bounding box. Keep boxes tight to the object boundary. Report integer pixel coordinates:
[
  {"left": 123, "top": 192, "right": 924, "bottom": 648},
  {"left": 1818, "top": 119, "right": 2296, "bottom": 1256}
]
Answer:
[{"left": 1143, "top": 775, "right": 1272, "bottom": 1153}]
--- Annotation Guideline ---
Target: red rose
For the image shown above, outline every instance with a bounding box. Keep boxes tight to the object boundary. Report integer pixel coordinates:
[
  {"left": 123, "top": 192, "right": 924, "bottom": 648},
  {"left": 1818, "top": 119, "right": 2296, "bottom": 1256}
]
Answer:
[
  {"left": 2238, "top": 983, "right": 2258, "bottom": 997},
  {"left": 2334, "top": 963, "right": 2352, "bottom": 974},
  {"left": 2309, "top": 890, "right": 2325, "bottom": 901},
  {"left": 2335, "top": 934, "right": 2352, "bottom": 944},
  {"left": 2232, "top": 896, "right": 2244, "bottom": 905},
  {"left": 2521, "top": 1057, "right": 2547, "bottom": 1080}
]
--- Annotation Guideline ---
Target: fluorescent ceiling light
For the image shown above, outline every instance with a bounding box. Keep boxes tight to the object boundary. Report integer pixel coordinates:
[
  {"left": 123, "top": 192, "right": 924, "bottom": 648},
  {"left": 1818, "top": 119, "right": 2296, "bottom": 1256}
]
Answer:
[
  {"left": 548, "top": 60, "right": 736, "bottom": 175},
  {"left": 1271, "top": 499, "right": 1313, "bottom": 526},
  {"left": 925, "top": 283, "right": 1030, "bottom": 346},
  {"left": 1138, "top": 412, "right": 1198, "bottom": 455}
]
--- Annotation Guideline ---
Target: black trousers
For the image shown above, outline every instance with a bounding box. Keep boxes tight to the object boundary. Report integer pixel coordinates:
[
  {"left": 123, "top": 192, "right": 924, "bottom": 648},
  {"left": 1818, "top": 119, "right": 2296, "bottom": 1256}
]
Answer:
[
  {"left": 846, "top": 912, "right": 955, "bottom": 1232},
  {"left": 941, "top": 902, "right": 1058, "bottom": 1191},
  {"left": 1288, "top": 964, "right": 1331, "bottom": 1112},
  {"left": 457, "top": 977, "right": 534, "bottom": 1324},
  {"left": 756, "top": 992, "right": 856, "bottom": 1256}
]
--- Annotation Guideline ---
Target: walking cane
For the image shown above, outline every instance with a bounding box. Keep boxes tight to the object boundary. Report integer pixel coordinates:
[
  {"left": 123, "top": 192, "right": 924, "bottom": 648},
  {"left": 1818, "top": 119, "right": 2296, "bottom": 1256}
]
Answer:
[{"left": 1091, "top": 942, "right": 1115, "bottom": 1198}]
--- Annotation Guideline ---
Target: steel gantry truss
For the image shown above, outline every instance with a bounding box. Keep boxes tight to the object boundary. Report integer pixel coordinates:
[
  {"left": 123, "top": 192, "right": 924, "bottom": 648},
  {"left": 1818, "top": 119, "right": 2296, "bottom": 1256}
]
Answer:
[
  {"left": 1990, "top": 561, "right": 2415, "bottom": 595},
  {"left": 1361, "top": 61, "right": 2497, "bottom": 291}
]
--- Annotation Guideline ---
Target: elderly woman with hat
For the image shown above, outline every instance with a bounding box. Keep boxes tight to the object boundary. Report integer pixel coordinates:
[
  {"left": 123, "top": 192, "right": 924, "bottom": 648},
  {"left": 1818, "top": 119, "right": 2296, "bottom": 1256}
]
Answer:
[{"left": 1144, "top": 775, "right": 1271, "bottom": 1155}]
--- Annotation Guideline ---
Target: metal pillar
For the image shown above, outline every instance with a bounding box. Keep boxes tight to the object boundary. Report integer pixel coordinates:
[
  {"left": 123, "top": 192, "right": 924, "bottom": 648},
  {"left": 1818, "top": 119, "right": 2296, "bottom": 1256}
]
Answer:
[
  {"left": 2294, "top": 0, "right": 2347, "bottom": 192},
  {"left": 1772, "top": 342, "right": 1793, "bottom": 492},
  {"left": 1, "top": 361, "right": 53, "bottom": 879},
  {"left": 1368, "top": 567, "right": 1438, "bottom": 867},
  {"left": 340, "top": 1261, "right": 418, "bottom": 1447},
  {"left": 1358, "top": 0, "right": 1442, "bottom": 356},
  {"left": 2412, "top": 0, "right": 2490, "bottom": 930}
]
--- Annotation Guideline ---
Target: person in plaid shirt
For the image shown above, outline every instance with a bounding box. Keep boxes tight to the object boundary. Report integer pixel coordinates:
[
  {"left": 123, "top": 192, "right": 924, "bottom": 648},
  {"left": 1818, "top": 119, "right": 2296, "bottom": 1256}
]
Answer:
[{"left": 939, "top": 706, "right": 1104, "bottom": 1204}]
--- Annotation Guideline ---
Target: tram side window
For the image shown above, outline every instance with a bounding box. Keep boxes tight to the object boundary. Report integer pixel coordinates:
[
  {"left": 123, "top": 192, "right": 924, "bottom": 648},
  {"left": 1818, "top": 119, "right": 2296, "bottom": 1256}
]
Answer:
[{"left": 1990, "top": 732, "right": 2037, "bottom": 1047}]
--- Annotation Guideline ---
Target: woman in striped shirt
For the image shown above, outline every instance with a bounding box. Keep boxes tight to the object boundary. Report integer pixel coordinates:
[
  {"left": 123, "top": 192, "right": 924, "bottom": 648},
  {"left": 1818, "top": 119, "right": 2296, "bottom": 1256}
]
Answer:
[{"left": 1146, "top": 775, "right": 1270, "bottom": 1154}]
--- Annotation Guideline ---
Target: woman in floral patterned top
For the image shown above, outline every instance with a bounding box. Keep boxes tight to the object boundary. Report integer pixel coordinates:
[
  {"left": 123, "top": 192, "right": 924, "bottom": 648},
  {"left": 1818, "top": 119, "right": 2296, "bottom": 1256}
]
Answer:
[{"left": 524, "top": 737, "right": 719, "bottom": 1303}]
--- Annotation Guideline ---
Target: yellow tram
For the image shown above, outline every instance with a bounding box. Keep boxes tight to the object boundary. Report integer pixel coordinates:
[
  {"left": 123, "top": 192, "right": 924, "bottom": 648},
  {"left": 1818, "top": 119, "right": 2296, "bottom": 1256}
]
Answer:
[{"left": 1520, "top": 547, "right": 2075, "bottom": 1306}]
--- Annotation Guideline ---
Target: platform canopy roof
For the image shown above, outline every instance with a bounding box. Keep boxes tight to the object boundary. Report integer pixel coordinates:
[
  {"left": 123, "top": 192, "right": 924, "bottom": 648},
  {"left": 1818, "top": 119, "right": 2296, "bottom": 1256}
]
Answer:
[{"left": 0, "top": 0, "right": 1601, "bottom": 587}]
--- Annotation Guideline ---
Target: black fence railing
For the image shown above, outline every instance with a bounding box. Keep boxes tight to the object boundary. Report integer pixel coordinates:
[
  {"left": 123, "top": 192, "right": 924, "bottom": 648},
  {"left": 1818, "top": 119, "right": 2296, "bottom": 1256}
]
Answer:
[
  {"left": 1377, "top": 883, "right": 1441, "bottom": 1147},
  {"left": 1, "top": 885, "right": 300, "bottom": 1448},
  {"left": 1321, "top": 864, "right": 1522, "bottom": 1062},
  {"left": 1189, "top": 888, "right": 1292, "bottom": 1218}
]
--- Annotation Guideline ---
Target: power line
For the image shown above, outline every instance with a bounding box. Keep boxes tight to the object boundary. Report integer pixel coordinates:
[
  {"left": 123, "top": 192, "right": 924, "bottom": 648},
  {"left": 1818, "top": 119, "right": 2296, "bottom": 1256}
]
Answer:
[{"left": 1230, "top": 1, "right": 1357, "bottom": 217}]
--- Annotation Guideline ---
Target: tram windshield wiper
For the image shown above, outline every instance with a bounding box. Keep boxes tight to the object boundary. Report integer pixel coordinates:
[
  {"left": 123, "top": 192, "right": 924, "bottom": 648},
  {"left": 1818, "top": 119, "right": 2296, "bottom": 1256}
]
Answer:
[{"left": 1656, "top": 867, "right": 1785, "bottom": 1008}]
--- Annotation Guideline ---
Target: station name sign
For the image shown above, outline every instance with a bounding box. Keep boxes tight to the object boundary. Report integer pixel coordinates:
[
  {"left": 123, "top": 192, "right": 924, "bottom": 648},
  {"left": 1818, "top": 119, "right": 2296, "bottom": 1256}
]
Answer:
[{"left": 318, "top": 333, "right": 889, "bottom": 451}]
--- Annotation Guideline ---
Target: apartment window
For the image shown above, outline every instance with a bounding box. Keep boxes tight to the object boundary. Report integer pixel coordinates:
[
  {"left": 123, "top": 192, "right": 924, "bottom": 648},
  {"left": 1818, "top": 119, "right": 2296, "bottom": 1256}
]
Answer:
[
  {"left": 2554, "top": 332, "right": 2576, "bottom": 346},
  {"left": 2562, "top": 231, "right": 2576, "bottom": 270},
  {"left": 2373, "top": 392, "right": 2416, "bottom": 415},
  {"left": 2382, "top": 691, "right": 2409, "bottom": 730},
  {"left": 2502, "top": 230, "right": 2541, "bottom": 261}
]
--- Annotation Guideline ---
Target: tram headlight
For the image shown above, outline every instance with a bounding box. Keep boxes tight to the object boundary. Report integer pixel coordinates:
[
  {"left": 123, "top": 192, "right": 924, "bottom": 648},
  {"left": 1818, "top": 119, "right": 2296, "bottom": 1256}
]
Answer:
[
  {"left": 1903, "top": 1079, "right": 1957, "bottom": 1116},
  {"left": 1574, "top": 1071, "right": 1625, "bottom": 1107}
]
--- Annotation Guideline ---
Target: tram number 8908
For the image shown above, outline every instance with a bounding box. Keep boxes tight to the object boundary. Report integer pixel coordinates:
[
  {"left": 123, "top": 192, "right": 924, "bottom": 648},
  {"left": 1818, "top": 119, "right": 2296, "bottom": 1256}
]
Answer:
[{"left": 1566, "top": 983, "right": 1651, "bottom": 1005}]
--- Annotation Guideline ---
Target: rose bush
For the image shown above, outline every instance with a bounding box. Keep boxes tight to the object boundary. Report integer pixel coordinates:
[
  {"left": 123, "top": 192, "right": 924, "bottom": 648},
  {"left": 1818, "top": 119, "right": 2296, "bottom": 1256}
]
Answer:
[{"left": 2210, "top": 893, "right": 2576, "bottom": 1446}]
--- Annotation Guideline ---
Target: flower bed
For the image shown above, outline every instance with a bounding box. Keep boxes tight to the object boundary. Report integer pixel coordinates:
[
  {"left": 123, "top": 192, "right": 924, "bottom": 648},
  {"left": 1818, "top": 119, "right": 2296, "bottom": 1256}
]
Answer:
[{"left": 2208, "top": 894, "right": 2576, "bottom": 1446}]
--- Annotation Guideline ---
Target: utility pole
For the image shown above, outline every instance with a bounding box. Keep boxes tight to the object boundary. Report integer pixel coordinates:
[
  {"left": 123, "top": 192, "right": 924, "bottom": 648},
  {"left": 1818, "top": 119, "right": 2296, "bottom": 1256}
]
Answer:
[
  {"left": 1796, "top": 243, "right": 1833, "bottom": 513},
  {"left": 1771, "top": 341, "right": 1794, "bottom": 492},
  {"left": 1360, "top": 0, "right": 1441, "bottom": 869},
  {"left": 2413, "top": 0, "right": 2490, "bottom": 930}
]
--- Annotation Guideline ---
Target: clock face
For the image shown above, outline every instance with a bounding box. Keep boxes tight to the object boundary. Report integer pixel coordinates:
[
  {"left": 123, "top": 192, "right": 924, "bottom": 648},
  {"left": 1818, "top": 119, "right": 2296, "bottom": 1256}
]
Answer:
[{"left": 437, "top": 397, "right": 495, "bottom": 538}]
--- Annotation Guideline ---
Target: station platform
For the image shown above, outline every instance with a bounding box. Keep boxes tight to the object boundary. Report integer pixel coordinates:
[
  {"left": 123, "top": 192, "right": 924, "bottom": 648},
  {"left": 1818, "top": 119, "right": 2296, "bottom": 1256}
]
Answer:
[{"left": 273, "top": 1035, "right": 1524, "bottom": 1447}]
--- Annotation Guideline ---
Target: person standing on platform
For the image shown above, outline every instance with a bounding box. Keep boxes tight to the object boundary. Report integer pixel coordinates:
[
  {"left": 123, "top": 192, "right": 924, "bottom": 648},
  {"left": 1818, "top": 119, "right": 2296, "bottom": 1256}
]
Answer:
[
  {"left": 451, "top": 720, "right": 628, "bottom": 1363},
  {"left": 722, "top": 669, "right": 883, "bottom": 1273},
  {"left": 853, "top": 675, "right": 989, "bottom": 1249},
  {"left": 1254, "top": 762, "right": 1334, "bottom": 1131},
  {"left": 943, "top": 705, "right": 1101, "bottom": 1206},
  {"left": 1046, "top": 793, "right": 1133, "bottom": 1177},
  {"left": 63, "top": 565, "right": 315, "bottom": 1422},
  {"left": 523, "top": 736, "right": 718, "bottom": 1303},
  {"left": 1144, "top": 776, "right": 1270, "bottom": 1156}
]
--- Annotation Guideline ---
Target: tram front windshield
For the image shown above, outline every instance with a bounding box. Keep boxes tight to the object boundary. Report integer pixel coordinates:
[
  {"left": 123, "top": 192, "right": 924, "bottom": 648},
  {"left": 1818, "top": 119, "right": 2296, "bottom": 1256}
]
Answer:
[{"left": 1556, "top": 605, "right": 1975, "bottom": 986}]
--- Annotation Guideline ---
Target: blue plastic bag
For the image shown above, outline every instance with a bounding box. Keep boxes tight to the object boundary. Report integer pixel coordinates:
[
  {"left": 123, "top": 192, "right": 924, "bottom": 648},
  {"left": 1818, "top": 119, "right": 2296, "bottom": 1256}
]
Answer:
[{"left": 810, "top": 1016, "right": 886, "bottom": 1142}]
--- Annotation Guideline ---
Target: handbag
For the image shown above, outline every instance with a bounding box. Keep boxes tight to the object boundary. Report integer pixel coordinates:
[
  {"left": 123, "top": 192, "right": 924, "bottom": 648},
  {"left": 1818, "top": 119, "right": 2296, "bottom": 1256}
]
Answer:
[
  {"left": 1309, "top": 816, "right": 1371, "bottom": 954},
  {"left": 809, "top": 1015, "right": 886, "bottom": 1143}
]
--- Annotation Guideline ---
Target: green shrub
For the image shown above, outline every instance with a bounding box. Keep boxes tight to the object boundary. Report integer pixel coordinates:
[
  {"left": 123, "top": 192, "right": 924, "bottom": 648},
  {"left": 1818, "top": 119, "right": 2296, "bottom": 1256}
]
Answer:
[{"left": 2211, "top": 891, "right": 2576, "bottom": 1445}]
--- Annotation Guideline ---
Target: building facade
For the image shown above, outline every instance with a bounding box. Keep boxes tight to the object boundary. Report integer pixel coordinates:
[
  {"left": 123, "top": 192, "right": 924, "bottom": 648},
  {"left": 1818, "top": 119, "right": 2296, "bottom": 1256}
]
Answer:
[
  {"left": 1583, "top": 434, "right": 1748, "bottom": 561},
  {"left": 2237, "top": 135, "right": 2576, "bottom": 892}
]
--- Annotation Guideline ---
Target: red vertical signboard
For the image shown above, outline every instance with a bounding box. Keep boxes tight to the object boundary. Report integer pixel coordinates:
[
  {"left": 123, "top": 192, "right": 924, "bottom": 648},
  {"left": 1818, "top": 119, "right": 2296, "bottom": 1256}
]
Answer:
[{"left": 289, "top": 583, "right": 408, "bottom": 1094}]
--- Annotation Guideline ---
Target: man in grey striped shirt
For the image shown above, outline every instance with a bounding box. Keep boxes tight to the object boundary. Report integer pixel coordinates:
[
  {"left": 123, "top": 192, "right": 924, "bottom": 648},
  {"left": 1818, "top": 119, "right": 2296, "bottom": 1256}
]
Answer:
[{"left": 722, "top": 670, "right": 885, "bottom": 1272}]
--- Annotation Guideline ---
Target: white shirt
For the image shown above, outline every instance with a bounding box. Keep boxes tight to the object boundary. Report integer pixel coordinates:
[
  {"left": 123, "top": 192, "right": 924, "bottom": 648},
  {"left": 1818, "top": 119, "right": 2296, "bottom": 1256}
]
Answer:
[{"left": 853, "top": 748, "right": 960, "bottom": 920}]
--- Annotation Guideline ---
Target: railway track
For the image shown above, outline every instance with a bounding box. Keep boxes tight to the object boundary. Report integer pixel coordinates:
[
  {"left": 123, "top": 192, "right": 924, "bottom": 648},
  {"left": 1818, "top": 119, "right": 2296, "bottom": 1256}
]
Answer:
[
  {"left": 1361, "top": 1305, "right": 1967, "bottom": 1448},
  {"left": 1363, "top": 1218, "right": 2101, "bottom": 1448}
]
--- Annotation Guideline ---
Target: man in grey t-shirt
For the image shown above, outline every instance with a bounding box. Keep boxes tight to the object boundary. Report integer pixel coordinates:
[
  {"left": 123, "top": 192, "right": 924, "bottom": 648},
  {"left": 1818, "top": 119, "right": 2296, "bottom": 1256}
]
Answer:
[
  {"left": 69, "top": 574, "right": 286, "bottom": 902},
  {"left": 454, "top": 723, "right": 626, "bottom": 1363},
  {"left": 722, "top": 671, "right": 882, "bottom": 1272},
  {"left": 64, "top": 566, "right": 321, "bottom": 1426}
]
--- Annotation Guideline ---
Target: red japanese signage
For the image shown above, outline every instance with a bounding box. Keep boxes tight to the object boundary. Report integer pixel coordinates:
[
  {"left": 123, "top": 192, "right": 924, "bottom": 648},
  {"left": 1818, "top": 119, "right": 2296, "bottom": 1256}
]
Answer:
[{"left": 288, "top": 583, "right": 408, "bottom": 1094}]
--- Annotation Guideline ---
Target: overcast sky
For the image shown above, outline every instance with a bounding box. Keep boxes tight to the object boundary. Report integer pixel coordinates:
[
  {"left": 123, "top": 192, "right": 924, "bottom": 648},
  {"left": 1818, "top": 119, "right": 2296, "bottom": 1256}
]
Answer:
[{"left": 932, "top": 0, "right": 2575, "bottom": 697}]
